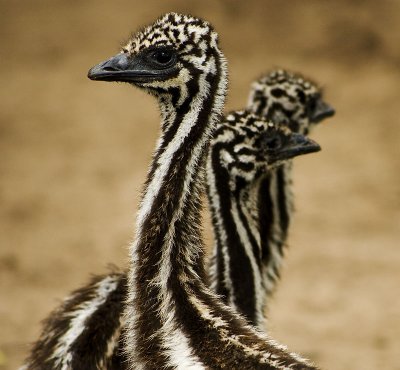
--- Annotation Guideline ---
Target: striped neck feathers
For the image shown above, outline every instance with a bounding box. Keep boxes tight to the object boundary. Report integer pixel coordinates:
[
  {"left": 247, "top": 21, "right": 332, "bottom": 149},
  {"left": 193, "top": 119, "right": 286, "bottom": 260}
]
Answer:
[
  {"left": 123, "top": 13, "right": 230, "bottom": 369},
  {"left": 206, "top": 110, "right": 313, "bottom": 327},
  {"left": 206, "top": 109, "right": 302, "bottom": 323},
  {"left": 207, "top": 111, "right": 275, "bottom": 325}
]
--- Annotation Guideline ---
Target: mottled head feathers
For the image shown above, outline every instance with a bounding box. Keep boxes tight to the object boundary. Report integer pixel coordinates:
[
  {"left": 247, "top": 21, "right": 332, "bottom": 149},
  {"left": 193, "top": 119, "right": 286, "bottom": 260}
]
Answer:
[{"left": 248, "top": 69, "right": 334, "bottom": 134}]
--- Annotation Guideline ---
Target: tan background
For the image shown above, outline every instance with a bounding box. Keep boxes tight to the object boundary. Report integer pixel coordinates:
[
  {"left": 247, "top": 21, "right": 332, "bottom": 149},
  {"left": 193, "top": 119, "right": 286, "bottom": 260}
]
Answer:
[{"left": 1, "top": 1, "right": 399, "bottom": 369}]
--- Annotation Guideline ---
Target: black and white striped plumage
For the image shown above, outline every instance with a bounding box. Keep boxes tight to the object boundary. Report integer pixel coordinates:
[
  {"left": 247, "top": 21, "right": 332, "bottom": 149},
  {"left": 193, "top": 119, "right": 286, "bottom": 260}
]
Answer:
[
  {"left": 22, "top": 13, "right": 321, "bottom": 370},
  {"left": 208, "top": 69, "right": 335, "bottom": 328},
  {"left": 21, "top": 272, "right": 127, "bottom": 370},
  {"left": 22, "top": 112, "right": 320, "bottom": 369},
  {"left": 251, "top": 70, "right": 334, "bottom": 315}
]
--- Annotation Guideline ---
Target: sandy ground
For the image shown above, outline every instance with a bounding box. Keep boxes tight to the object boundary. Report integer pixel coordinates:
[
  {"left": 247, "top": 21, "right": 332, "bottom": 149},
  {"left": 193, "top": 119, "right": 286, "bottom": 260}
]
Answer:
[{"left": 1, "top": 1, "right": 399, "bottom": 369}]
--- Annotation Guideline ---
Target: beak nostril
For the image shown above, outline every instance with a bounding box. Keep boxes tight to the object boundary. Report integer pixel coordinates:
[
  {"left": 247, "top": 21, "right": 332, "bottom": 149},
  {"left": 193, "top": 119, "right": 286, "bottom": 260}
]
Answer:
[
  {"left": 103, "top": 66, "right": 118, "bottom": 72},
  {"left": 97, "top": 54, "right": 129, "bottom": 73}
]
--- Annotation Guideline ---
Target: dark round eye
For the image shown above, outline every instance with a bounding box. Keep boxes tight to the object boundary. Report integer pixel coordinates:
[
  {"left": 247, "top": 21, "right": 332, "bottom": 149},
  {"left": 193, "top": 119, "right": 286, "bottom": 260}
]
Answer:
[
  {"left": 307, "top": 98, "right": 317, "bottom": 114},
  {"left": 264, "top": 135, "right": 282, "bottom": 151},
  {"left": 297, "top": 89, "right": 306, "bottom": 104},
  {"left": 150, "top": 49, "right": 174, "bottom": 66}
]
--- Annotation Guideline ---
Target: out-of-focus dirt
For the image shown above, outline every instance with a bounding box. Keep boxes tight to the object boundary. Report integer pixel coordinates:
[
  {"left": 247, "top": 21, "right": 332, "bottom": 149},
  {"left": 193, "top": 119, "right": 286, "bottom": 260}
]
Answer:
[{"left": 1, "top": 1, "right": 399, "bottom": 369}]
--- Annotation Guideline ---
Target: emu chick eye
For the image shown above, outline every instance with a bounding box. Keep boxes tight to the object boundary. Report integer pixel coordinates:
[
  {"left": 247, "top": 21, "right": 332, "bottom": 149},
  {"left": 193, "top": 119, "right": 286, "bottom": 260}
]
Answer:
[
  {"left": 255, "top": 134, "right": 282, "bottom": 153},
  {"left": 151, "top": 50, "right": 173, "bottom": 65},
  {"left": 266, "top": 136, "right": 281, "bottom": 150},
  {"left": 307, "top": 98, "right": 317, "bottom": 114}
]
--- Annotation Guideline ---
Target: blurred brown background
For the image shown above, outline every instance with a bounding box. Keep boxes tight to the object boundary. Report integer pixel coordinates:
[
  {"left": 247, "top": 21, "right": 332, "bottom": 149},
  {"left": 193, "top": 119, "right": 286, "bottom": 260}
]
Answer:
[{"left": 1, "top": 1, "right": 399, "bottom": 369}]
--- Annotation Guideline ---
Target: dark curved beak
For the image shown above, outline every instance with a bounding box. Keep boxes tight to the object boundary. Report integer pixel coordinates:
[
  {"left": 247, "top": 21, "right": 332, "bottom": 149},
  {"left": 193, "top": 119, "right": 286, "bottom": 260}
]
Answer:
[
  {"left": 311, "top": 99, "right": 335, "bottom": 123},
  {"left": 87, "top": 53, "right": 175, "bottom": 83},
  {"left": 275, "top": 133, "right": 321, "bottom": 161}
]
